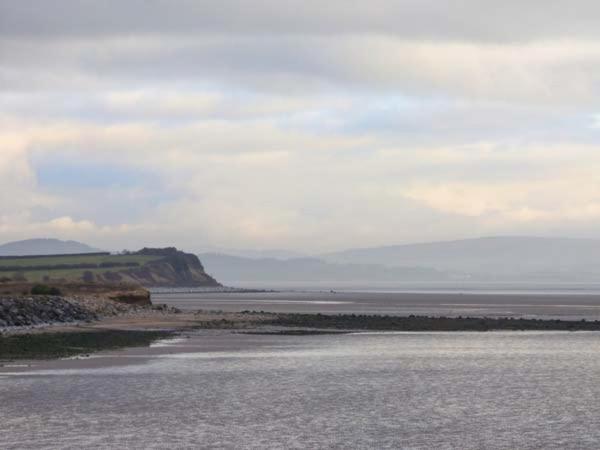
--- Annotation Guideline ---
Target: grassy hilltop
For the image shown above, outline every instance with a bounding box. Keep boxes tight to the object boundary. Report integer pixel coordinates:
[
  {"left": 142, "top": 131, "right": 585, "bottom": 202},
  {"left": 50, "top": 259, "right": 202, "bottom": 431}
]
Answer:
[
  {"left": 0, "top": 253, "right": 159, "bottom": 283},
  {"left": 0, "top": 248, "right": 219, "bottom": 287}
]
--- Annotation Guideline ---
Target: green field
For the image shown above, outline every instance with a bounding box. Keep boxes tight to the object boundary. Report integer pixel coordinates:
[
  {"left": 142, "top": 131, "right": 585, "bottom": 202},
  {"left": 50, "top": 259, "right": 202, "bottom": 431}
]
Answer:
[
  {"left": 0, "top": 254, "right": 159, "bottom": 268},
  {"left": 0, "top": 253, "right": 163, "bottom": 283},
  {"left": 14, "top": 267, "right": 130, "bottom": 283}
]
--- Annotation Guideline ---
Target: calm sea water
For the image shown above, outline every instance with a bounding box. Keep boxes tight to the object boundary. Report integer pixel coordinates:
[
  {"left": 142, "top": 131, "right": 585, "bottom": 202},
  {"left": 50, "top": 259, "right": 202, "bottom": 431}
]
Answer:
[{"left": 2, "top": 331, "right": 600, "bottom": 449}]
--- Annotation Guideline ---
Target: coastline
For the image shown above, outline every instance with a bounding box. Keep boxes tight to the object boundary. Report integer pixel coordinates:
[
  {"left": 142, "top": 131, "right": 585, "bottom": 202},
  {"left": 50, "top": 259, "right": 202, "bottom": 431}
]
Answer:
[{"left": 5, "top": 305, "right": 600, "bottom": 362}]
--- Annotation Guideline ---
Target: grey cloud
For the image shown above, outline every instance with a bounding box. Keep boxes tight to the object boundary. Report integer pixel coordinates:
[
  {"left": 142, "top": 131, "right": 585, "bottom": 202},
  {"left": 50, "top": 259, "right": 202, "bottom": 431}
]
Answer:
[
  {"left": 6, "top": 89, "right": 595, "bottom": 150},
  {"left": 4, "top": 35, "right": 600, "bottom": 107},
  {"left": 2, "top": 0, "right": 600, "bottom": 42}
]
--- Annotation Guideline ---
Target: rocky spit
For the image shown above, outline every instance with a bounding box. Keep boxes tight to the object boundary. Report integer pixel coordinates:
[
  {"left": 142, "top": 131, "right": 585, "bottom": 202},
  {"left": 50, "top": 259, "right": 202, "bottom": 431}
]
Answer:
[
  {"left": 0, "top": 295, "right": 179, "bottom": 333},
  {"left": 0, "top": 296, "right": 97, "bottom": 329}
]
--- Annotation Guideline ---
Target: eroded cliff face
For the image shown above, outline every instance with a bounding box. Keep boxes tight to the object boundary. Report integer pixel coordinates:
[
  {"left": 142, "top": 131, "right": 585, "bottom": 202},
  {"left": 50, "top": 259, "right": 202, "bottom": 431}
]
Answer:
[{"left": 96, "top": 248, "right": 220, "bottom": 287}]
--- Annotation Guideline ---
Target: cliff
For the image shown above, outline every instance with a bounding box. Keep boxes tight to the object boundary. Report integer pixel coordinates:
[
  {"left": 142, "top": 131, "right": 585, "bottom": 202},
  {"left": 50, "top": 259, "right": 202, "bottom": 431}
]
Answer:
[
  {"left": 101, "top": 248, "right": 221, "bottom": 287},
  {"left": 0, "top": 247, "right": 220, "bottom": 288}
]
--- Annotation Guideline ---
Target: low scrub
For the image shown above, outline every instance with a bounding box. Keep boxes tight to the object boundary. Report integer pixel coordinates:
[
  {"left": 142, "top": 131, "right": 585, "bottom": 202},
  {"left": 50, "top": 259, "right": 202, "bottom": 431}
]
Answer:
[{"left": 30, "top": 284, "right": 63, "bottom": 296}]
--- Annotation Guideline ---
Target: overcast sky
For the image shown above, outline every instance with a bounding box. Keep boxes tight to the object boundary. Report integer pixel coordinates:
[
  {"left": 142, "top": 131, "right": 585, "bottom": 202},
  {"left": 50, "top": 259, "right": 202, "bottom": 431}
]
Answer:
[{"left": 2, "top": 1, "right": 600, "bottom": 252}]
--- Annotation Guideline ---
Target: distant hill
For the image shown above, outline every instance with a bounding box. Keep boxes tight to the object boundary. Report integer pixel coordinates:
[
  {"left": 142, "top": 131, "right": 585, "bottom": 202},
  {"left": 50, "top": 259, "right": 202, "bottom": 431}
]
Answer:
[
  {"left": 322, "top": 236, "right": 600, "bottom": 279},
  {"left": 197, "top": 247, "right": 306, "bottom": 259},
  {"left": 0, "top": 239, "right": 103, "bottom": 256},
  {"left": 199, "top": 253, "right": 448, "bottom": 285}
]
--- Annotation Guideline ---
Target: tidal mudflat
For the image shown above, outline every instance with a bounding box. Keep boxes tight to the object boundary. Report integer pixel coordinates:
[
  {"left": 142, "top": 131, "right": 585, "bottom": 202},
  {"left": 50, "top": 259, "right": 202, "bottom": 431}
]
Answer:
[{"left": 154, "top": 289, "right": 600, "bottom": 320}]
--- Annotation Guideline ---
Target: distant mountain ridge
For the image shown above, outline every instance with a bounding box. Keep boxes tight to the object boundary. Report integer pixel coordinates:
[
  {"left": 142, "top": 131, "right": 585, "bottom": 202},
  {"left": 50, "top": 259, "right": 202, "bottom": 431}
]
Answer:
[
  {"left": 322, "top": 236, "right": 600, "bottom": 278},
  {"left": 197, "top": 247, "right": 306, "bottom": 259},
  {"left": 199, "top": 252, "right": 448, "bottom": 285},
  {"left": 0, "top": 239, "right": 102, "bottom": 256}
]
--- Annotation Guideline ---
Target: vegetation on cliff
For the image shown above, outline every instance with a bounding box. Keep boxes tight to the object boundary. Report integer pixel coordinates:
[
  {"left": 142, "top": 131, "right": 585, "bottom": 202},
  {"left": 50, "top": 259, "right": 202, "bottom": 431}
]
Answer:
[
  {"left": 0, "top": 247, "right": 220, "bottom": 287},
  {"left": 126, "top": 247, "right": 219, "bottom": 286}
]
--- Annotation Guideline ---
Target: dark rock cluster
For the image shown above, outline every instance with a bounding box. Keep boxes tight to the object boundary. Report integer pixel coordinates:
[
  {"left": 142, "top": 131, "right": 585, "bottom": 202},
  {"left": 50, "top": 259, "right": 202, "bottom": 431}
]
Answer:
[
  {"left": 0, "top": 296, "right": 98, "bottom": 328},
  {"left": 265, "top": 312, "right": 600, "bottom": 331}
]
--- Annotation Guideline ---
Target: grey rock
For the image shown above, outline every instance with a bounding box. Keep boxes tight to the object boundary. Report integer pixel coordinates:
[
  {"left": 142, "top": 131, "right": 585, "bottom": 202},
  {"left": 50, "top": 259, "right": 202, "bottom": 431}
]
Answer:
[{"left": 0, "top": 295, "right": 98, "bottom": 329}]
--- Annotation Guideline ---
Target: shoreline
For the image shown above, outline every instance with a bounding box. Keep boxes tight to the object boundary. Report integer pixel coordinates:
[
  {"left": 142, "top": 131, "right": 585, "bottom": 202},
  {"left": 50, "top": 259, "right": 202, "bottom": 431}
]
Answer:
[
  {"left": 5, "top": 308, "right": 600, "bottom": 362},
  {"left": 265, "top": 312, "right": 600, "bottom": 331},
  {"left": 0, "top": 329, "right": 174, "bottom": 361}
]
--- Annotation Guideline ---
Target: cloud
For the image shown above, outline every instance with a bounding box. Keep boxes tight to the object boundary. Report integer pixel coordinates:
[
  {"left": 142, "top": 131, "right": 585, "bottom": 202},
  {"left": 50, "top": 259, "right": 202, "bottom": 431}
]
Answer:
[
  {"left": 4, "top": 35, "right": 600, "bottom": 105},
  {"left": 401, "top": 143, "right": 600, "bottom": 224},
  {"left": 3, "top": 103, "right": 600, "bottom": 250},
  {"left": 2, "top": 2, "right": 600, "bottom": 251},
  {"left": 2, "top": 0, "right": 600, "bottom": 42}
]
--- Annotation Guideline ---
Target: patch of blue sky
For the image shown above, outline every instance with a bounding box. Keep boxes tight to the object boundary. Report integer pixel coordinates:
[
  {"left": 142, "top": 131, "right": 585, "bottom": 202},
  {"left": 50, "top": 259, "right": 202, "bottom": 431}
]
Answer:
[
  {"left": 31, "top": 159, "right": 178, "bottom": 225},
  {"left": 55, "top": 193, "right": 171, "bottom": 226},
  {"left": 339, "top": 95, "right": 596, "bottom": 144},
  {"left": 35, "top": 160, "right": 157, "bottom": 190}
]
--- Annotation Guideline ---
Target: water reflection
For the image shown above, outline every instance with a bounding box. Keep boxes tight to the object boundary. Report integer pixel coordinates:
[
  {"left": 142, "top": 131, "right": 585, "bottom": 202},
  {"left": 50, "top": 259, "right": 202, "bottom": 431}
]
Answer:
[{"left": 2, "top": 331, "right": 600, "bottom": 449}]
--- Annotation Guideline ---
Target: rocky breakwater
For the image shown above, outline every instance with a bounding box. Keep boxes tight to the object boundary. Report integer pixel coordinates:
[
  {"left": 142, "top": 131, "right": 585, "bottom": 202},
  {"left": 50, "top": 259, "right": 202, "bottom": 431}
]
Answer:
[
  {"left": 0, "top": 288, "right": 181, "bottom": 332},
  {"left": 0, "top": 296, "right": 98, "bottom": 329}
]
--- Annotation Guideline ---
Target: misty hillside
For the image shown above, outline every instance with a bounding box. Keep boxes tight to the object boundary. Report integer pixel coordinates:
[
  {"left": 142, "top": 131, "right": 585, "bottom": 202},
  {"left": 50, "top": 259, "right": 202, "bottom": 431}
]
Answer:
[
  {"left": 322, "top": 236, "right": 600, "bottom": 277},
  {"left": 0, "top": 239, "right": 102, "bottom": 256},
  {"left": 199, "top": 253, "right": 448, "bottom": 284},
  {"left": 197, "top": 247, "right": 306, "bottom": 259}
]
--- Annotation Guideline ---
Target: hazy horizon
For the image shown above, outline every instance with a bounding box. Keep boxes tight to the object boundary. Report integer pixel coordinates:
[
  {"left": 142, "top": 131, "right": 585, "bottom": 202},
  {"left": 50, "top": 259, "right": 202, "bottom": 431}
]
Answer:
[
  {"left": 7, "top": 236, "right": 600, "bottom": 285},
  {"left": 6, "top": 234, "right": 600, "bottom": 256}
]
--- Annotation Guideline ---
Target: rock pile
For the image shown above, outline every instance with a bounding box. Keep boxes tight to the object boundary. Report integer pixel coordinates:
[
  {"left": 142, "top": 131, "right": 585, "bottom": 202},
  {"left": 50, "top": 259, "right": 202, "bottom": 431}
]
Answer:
[
  {"left": 71, "top": 295, "right": 138, "bottom": 317},
  {"left": 0, "top": 294, "right": 182, "bottom": 332},
  {"left": 73, "top": 296, "right": 180, "bottom": 316},
  {"left": 0, "top": 296, "right": 98, "bottom": 328}
]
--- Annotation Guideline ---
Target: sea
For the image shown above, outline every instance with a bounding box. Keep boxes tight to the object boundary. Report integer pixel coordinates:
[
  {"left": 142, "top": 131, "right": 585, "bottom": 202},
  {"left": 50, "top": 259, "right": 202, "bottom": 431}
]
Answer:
[
  {"left": 3, "top": 283, "right": 600, "bottom": 449},
  {"left": 153, "top": 281, "right": 600, "bottom": 321}
]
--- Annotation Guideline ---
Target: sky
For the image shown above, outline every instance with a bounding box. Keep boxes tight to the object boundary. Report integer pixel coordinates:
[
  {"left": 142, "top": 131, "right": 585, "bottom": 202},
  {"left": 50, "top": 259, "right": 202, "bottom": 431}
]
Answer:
[{"left": 2, "top": 1, "right": 600, "bottom": 252}]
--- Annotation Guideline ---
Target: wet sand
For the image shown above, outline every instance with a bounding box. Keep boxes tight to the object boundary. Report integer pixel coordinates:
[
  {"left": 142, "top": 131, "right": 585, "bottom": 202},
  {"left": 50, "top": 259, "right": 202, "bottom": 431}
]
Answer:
[
  {"left": 0, "top": 328, "right": 303, "bottom": 374},
  {"left": 5, "top": 289, "right": 600, "bottom": 370}
]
